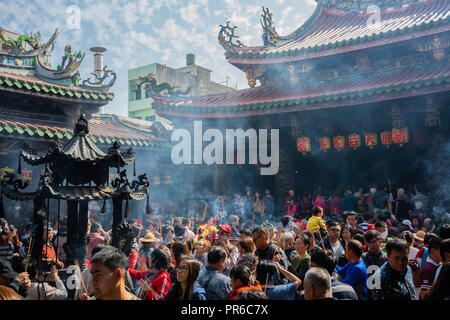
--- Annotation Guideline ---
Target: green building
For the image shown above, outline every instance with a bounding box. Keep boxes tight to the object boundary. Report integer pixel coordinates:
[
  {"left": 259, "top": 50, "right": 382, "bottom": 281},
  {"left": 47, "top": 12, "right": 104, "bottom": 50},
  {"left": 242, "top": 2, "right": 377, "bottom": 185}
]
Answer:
[{"left": 128, "top": 54, "right": 234, "bottom": 120}]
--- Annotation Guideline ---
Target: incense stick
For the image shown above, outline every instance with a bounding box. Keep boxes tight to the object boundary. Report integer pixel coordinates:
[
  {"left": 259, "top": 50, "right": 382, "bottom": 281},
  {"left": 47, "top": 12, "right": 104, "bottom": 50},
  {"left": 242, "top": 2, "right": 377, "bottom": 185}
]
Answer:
[
  {"left": 263, "top": 273, "right": 269, "bottom": 294},
  {"left": 317, "top": 230, "right": 326, "bottom": 250},
  {"left": 24, "top": 237, "right": 33, "bottom": 273},
  {"left": 74, "top": 259, "right": 88, "bottom": 295}
]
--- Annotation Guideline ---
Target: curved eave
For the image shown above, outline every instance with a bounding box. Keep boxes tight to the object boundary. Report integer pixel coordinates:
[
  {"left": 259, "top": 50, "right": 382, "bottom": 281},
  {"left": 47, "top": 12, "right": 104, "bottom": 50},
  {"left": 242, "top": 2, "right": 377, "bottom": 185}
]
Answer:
[
  {"left": 0, "top": 119, "right": 169, "bottom": 150},
  {"left": 154, "top": 75, "right": 450, "bottom": 119},
  {"left": 0, "top": 76, "right": 114, "bottom": 104}
]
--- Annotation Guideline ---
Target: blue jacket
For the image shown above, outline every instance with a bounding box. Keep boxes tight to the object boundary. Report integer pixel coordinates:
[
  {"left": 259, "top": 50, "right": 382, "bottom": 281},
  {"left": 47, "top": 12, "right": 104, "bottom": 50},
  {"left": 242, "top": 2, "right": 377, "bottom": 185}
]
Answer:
[
  {"left": 335, "top": 259, "right": 367, "bottom": 300},
  {"left": 342, "top": 194, "right": 358, "bottom": 212},
  {"left": 191, "top": 282, "right": 207, "bottom": 300},
  {"left": 264, "top": 196, "right": 275, "bottom": 216},
  {"left": 196, "top": 266, "right": 232, "bottom": 300}
]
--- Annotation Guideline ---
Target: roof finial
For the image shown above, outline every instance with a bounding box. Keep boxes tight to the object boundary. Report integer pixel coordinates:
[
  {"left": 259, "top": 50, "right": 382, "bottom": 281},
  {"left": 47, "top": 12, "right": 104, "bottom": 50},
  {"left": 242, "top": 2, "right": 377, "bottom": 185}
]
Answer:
[{"left": 74, "top": 112, "right": 89, "bottom": 135}]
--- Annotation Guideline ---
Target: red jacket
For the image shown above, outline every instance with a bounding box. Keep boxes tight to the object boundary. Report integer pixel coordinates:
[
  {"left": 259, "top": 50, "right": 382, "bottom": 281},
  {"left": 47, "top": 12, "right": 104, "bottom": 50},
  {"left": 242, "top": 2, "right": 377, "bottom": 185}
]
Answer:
[{"left": 129, "top": 269, "right": 171, "bottom": 300}]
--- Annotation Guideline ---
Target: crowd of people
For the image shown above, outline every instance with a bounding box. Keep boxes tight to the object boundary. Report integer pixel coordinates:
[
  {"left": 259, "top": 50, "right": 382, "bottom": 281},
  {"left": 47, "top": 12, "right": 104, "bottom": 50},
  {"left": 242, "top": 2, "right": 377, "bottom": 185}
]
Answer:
[{"left": 0, "top": 183, "right": 449, "bottom": 301}]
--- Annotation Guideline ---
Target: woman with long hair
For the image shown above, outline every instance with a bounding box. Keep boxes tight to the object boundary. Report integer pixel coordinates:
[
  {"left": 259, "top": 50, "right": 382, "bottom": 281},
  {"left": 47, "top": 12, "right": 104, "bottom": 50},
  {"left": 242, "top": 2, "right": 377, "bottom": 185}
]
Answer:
[
  {"left": 166, "top": 256, "right": 206, "bottom": 300},
  {"left": 129, "top": 248, "right": 172, "bottom": 300},
  {"left": 169, "top": 241, "right": 189, "bottom": 283}
]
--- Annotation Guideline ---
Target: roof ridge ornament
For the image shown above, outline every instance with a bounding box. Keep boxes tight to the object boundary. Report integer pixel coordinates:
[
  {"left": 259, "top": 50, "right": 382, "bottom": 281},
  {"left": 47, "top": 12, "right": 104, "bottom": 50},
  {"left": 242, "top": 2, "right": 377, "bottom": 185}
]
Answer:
[
  {"left": 0, "top": 27, "right": 59, "bottom": 57},
  {"left": 218, "top": 21, "right": 246, "bottom": 51},
  {"left": 261, "top": 7, "right": 279, "bottom": 47},
  {"left": 74, "top": 112, "right": 89, "bottom": 135}
]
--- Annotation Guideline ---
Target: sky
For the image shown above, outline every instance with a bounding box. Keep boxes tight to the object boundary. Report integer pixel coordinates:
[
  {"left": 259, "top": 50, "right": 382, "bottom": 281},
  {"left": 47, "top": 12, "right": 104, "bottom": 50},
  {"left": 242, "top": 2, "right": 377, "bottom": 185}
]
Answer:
[{"left": 0, "top": 0, "right": 317, "bottom": 116}]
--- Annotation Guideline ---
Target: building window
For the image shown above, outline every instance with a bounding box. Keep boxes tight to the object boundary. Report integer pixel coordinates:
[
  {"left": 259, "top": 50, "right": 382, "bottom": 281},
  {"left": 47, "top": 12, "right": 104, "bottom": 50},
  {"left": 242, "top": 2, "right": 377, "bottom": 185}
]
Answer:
[
  {"left": 145, "top": 88, "right": 151, "bottom": 99},
  {"left": 136, "top": 87, "right": 141, "bottom": 100}
]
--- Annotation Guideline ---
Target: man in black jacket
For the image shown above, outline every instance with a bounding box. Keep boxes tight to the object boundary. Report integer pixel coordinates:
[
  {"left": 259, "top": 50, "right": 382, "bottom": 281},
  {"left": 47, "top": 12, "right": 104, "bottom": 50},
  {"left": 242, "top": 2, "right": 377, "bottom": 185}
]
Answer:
[
  {"left": 322, "top": 221, "right": 347, "bottom": 267},
  {"left": 362, "top": 230, "right": 387, "bottom": 268},
  {"left": 252, "top": 226, "right": 289, "bottom": 269}
]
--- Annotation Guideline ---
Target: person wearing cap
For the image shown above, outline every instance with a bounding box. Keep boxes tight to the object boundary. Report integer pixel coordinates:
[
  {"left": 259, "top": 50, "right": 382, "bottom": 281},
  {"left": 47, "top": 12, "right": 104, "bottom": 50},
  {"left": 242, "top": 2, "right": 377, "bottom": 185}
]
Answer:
[
  {"left": 401, "top": 220, "right": 415, "bottom": 233},
  {"left": 0, "top": 258, "right": 30, "bottom": 298},
  {"left": 217, "top": 224, "right": 239, "bottom": 275},
  {"left": 42, "top": 225, "right": 63, "bottom": 269},
  {"left": 136, "top": 232, "right": 158, "bottom": 272}
]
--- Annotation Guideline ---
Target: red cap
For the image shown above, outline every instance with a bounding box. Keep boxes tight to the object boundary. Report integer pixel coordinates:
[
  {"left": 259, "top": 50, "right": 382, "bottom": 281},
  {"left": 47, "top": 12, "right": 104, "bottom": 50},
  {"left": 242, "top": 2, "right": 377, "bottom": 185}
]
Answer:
[
  {"left": 367, "top": 224, "right": 376, "bottom": 231},
  {"left": 218, "top": 224, "right": 232, "bottom": 236},
  {"left": 137, "top": 220, "right": 143, "bottom": 225}
]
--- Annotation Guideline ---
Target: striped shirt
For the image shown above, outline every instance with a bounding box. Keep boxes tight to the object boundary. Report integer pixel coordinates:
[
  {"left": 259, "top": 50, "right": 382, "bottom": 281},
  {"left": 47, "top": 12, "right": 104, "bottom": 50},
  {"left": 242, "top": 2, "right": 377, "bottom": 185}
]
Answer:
[{"left": 0, "top": 242, "right": 14, "bottom": 262}]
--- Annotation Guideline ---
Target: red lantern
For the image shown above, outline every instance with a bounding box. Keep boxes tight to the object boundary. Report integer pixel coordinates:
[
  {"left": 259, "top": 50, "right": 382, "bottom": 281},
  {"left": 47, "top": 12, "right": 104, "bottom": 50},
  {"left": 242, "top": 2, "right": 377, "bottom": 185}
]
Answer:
[
  {"left": 333, "top": 136, "right": 345, "bottom": 151},
  {"left": 392, "top": 127, "right": 409, "bottom": 147},
  {"left": 297, "top": 137, "right": 311, "bottom": 155},
  {"left": 364, "top": 133, "right": 378, "bottom": 149},
  {"left": 319, "top": 137, "right": 331, "bottom": 152},
  {"left": 348, "top": 133, "right": 361, "bottom": 150},
  {"left": 381, "top": 131, "right": 392, "bottom": 148}
]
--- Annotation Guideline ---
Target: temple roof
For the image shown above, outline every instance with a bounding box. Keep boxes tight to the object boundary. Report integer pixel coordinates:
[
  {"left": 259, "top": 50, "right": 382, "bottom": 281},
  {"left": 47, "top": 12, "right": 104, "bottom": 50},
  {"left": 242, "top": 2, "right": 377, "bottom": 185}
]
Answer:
[
  {"left": 0, "top": 27, "right": 117, "bottom": 101},
  {"left": 0, "top": 111, "right": 171, "bottom": 149},
  {"left": 154, "top": 58, "right": 450, "bottom": 118},
  {"left": 223, "top": 0, "right": 449, "bottom": 65},
  {"left": 0, "top": 69, "right": 114, "bottom": 103}
]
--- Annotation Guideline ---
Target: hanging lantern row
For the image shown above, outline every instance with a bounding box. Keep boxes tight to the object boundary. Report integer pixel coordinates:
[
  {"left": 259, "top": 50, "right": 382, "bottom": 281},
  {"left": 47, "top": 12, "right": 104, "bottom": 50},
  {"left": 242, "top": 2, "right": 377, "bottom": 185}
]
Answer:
[{"left": 297, "top": 127, "right": 410, "bottom": 153}]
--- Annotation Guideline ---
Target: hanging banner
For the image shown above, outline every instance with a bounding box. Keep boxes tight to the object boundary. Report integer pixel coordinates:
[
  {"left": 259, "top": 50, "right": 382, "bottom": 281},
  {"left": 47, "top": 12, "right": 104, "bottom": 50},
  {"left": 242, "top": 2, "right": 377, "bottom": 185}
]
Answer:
[
  {"left": 297, "top": 137, "right": 311, "bottom": 155},
  {"left": 380, "top": 131, "right": 392, "bottom": 148},
  {"left": 319, "top": 137, "right": 331, "bottom": 152},
  {"left": 348, "top": 133, "right": 361, "bottom": 150},
  {"left": 364, "top": 133, "right": 378, "bottom": 149},
  {"left": 392, "top": 127, "right": 409, "bottom": 147},
  {"left": 294, "top": 127, "right": 414, "bottom": 152},
  {"left": 333, "top": 136, "right": 345, "bottom": 151}
]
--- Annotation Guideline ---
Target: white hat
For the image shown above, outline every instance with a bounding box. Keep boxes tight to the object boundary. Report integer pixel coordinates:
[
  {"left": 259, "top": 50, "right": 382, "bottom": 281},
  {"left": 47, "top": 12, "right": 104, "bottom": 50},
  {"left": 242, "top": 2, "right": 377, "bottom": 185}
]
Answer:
[
  {"left": 370, "top": 188, "right": 376, "bottom": 194},
  {"left": 402, "top": 219, "right": 412, "bottom": 229}
]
